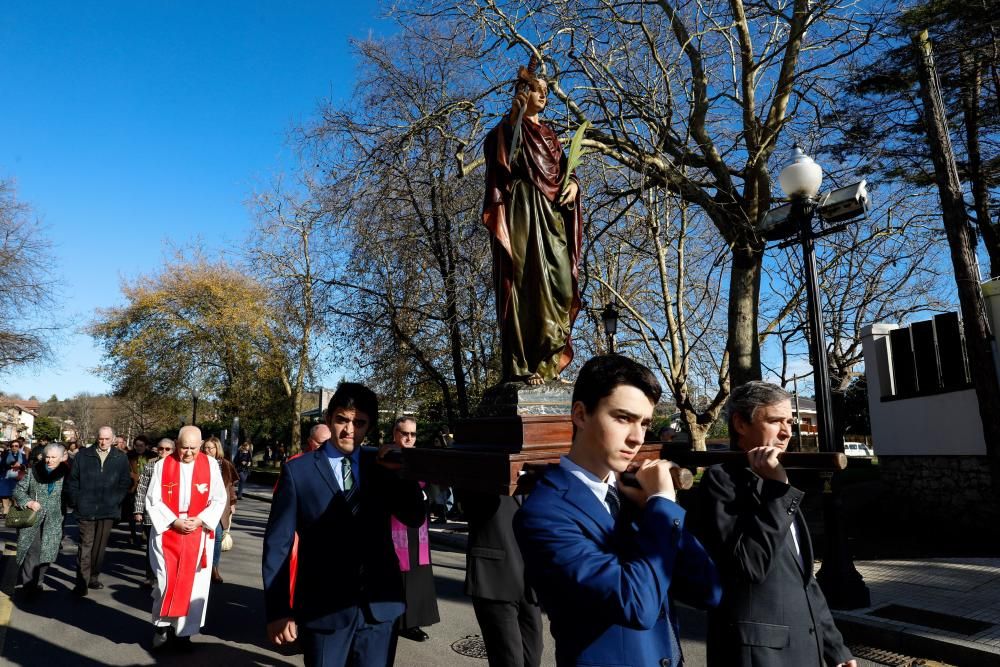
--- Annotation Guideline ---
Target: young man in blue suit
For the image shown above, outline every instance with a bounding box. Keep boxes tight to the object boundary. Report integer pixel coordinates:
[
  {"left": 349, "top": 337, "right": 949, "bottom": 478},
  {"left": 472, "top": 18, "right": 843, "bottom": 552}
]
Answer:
[
  {"left": 262, "top": 383, "right": 425, "bottom": 667},
  {"left": 515, "top": 354, "right": 722, "bottom": 667}
]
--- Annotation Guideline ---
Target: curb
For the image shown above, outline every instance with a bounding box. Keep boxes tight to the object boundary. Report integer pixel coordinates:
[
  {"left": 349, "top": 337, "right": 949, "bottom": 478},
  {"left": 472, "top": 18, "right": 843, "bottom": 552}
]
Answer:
[{"left": 834, "top": 612, "right": 1000, "bottom": 667}]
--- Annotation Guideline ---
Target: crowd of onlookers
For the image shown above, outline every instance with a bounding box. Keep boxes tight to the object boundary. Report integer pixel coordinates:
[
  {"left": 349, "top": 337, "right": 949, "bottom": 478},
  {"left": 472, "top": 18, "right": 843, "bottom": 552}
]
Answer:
[{"left": 2, "top": 430, "right": 245, "bottom": 600}]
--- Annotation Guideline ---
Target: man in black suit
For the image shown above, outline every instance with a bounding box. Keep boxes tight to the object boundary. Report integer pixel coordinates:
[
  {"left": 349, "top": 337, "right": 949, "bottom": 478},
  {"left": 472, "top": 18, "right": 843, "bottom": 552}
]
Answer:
[
  {"left": 262, "top": 383, "right": 425, "bottom": 667},
  {"left": 696, "top": 381, "right": 857, "bottom": 667},
  {"left": 460, "top": 492, "right": 542, "bottom": 667}
]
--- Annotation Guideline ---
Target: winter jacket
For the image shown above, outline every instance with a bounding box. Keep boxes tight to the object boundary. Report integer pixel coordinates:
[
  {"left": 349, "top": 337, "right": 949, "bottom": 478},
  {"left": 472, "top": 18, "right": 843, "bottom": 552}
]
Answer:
[{"left": 66, "top": 446, "right": 131, "bottom": 519}]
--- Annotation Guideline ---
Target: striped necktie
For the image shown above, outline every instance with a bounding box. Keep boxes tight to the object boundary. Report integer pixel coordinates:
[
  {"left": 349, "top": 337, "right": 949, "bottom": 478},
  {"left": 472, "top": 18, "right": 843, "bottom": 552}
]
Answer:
[
  {"left": 342, "top": 457, "right": 360, "bottom": 515},
  {"left": 605, "top": 484, "right": 621, "bottom": 520}
]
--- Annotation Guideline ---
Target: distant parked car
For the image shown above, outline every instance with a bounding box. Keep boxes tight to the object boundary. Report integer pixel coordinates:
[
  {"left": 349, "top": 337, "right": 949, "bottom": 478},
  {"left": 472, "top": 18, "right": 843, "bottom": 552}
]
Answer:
[{"left": 844, "top": 441, "right": 874, "bottom": 457}]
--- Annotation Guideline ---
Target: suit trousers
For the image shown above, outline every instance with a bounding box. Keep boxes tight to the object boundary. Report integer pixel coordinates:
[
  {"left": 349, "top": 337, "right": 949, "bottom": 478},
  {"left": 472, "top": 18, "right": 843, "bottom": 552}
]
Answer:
[
  {"left": 472, "top": 595, "right": 543, "bottom": 667},
  {"left": 77, "top": 518, "right": 114, "bottom": 584},
  {"left": 300, "top": 607, "right": 395, "bottom": 667}
]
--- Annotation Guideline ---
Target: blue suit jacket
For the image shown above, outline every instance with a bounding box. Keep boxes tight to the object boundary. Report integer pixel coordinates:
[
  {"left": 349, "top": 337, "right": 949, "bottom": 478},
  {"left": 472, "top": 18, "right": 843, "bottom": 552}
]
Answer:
[
  {"left": 262, "top": 445, "right": 425, "bottom": 631},
  {"left": 514, "top": 466, "right": 722, "bottom": 667}
]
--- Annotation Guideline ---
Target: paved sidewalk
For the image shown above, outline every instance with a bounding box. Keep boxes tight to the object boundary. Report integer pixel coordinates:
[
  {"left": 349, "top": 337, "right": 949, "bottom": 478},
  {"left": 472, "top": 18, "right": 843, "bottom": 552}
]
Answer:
[
  {"left": 247, "top": 481, "right": 1000, "bottom": 666},
  {"left": 832, "top": 558, "right": 1000, "bottom": 666}
]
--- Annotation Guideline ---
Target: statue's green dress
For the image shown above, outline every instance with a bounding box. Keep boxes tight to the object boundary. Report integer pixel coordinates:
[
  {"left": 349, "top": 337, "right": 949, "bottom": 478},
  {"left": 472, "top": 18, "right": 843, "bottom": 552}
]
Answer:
[{"left": 483, "top": 117, "right": 582, "bottom": 382}]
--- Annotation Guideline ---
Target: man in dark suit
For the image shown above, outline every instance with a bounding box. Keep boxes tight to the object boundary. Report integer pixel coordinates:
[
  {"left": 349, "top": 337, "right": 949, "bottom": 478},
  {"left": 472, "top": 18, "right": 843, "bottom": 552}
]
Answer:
[
  {"left": 461, "top": 491, "right": 542, "bottom": 667},
  {"left": 696, "top": 381, "right": 856, "bottom": 667},
  {"left": 262, "top": 383, "right": 425, "bottom": 667},
  {"left": 515, "top": 354, "right": 721, "bottom": 666}
]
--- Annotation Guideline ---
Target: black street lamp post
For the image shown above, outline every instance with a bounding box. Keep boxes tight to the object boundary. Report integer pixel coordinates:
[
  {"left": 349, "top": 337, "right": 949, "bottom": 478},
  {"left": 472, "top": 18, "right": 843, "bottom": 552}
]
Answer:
[
  {"left": 767, "top": 146, "right": 871, "bottom": 610},
  {"left": 601, "top": 302, "right": 619, "bottom": 353}
]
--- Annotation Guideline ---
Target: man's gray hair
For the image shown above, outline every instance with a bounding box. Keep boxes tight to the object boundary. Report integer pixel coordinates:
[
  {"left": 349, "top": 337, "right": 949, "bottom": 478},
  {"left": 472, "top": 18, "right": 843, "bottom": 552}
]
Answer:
[
  {"left": 43, "top": 443, "right": 66, "bottom": 457},
  {"left": 394, "top": 416, "right": 416, "bottom": 430},
  {"left": 728, "top": 381, "right": 792, "bottom": 435},
  {"left": 97, "top": 426, "right": 114, "bottom": 437},
  {"left": 308, "top": 423, "right": 327, "bottom": 438}
]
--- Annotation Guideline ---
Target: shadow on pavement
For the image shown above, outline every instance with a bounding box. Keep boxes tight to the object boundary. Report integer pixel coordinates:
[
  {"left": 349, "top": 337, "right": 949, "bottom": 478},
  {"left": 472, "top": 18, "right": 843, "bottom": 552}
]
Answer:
[{"left": 1, "top": 627, "right": 110, "bottom": 667}]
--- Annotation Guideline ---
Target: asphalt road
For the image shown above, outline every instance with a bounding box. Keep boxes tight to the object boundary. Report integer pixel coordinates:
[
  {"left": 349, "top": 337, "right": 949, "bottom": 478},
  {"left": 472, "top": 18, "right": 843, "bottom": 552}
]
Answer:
[{"left": 0, "top": 496, "right": 904, "bottom": 667}]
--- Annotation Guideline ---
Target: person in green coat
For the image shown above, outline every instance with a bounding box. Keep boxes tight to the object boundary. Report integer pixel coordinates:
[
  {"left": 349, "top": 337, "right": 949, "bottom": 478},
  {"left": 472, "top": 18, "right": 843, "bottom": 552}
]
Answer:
[{"left": 14, "top": 443, "right": 69, "bottom": 596}]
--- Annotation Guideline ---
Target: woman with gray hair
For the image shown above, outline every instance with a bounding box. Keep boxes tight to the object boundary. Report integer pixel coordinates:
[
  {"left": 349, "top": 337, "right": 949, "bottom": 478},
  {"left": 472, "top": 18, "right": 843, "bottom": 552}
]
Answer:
[
  {"left": 13, "top": 443, "right": 69, "bottom": 597},
  {"left": 134, "top": 438, "right": 175, "bottom": 589}
]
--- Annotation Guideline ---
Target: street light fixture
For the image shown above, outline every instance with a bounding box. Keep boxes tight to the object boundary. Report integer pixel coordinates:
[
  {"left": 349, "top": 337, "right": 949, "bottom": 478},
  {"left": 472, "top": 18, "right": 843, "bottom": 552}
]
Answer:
[
  {"left": 766, "top": 144, "right": 871, "bottom": 610},
  {"left": 776, "top": 147, "right": 837, "bottom": 458},
  {"left": 601, "top": 302, "right": 619, "bottom": 353}
]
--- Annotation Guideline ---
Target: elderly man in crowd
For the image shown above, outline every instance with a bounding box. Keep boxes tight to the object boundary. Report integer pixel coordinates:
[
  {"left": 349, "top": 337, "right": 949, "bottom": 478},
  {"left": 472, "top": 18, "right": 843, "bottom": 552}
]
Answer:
[
  {"left": 66, "top": 426, "right": 131, "bottom": 596},
  {"left": 145, "top": 425, "right": 227, "bottom": 650},
  {"left": 696, "top": 381, "right": 857, "bottom": 667},
  {"left": 388, "top": 417, "right": 440, "bottom": 650}
]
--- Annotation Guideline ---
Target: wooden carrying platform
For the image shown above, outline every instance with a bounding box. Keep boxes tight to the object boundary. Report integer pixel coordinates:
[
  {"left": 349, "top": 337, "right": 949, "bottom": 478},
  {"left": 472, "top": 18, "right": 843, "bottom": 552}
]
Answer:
[
  {"left": 403, "top": 414, "right": 574, "bottom": 495},
  {"left": 396, "top": 414, "right": 848, "bottom": 495}
]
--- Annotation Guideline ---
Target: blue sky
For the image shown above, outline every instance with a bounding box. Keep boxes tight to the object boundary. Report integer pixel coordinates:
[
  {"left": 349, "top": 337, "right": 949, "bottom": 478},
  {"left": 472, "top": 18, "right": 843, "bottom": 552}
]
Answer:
[{"left": 1, "top": 1, "right": 390, "bottom": 400}]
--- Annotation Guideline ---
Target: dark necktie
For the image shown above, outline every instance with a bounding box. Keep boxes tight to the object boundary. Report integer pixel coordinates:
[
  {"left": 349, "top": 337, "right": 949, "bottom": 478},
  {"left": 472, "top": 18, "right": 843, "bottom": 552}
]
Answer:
[
  {"left": 342, "top": 457, "right": 359, "bottom": 515},
  {"left": 605, "top": 483, "right": 621, "bottom": 520}
]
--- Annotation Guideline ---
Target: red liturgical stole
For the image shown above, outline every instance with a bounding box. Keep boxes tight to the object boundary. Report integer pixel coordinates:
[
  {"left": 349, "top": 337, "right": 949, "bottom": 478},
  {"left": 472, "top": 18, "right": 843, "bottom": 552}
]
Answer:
[{"left": 159, "top": 454, "right": 212, "bottom": 617}]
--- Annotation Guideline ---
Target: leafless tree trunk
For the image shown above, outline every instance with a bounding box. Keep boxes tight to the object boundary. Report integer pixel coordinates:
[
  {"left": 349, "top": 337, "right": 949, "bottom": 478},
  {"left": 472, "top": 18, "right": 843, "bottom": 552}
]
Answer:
[{"left": 912, "top": 29, "right": 1000, "bottom": 462}]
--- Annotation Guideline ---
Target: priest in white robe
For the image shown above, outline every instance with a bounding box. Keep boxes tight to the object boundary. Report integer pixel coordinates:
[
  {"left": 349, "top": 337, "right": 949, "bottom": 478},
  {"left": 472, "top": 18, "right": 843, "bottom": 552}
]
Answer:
[{"left": 145, "top": 425, "right": 227, "bottom": 649}]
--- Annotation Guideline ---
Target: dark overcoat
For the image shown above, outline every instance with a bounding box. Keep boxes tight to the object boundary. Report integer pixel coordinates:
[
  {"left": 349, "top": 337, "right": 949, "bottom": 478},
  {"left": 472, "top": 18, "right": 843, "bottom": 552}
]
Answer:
[{"left": 696, "top": 463, "right": 852, "bottom": 667}]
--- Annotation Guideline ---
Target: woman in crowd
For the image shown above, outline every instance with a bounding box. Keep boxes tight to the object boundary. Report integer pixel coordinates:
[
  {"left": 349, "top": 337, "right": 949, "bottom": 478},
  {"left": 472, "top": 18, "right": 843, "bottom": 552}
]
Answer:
[
  {"left": 234, "top": 440, "right": 253, "bottom": 500},
  {"left": 134, "top": 438, "right": 174, "bottom": 589},
  {"left": 202, "top": 436, "right": 237, "bottom": 582},
  {"left": 1, "top": 439, "right": 27, "bottom": 517},
  {"left": 13, "top": 443, "right": 69, "bottom": 596}
]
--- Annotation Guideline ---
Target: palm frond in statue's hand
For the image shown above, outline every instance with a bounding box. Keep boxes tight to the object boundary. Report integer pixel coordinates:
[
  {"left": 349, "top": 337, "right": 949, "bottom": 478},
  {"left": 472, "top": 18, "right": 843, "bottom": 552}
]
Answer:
[{"left": 562, "top": 121, "right": 590, "bottom": 193}]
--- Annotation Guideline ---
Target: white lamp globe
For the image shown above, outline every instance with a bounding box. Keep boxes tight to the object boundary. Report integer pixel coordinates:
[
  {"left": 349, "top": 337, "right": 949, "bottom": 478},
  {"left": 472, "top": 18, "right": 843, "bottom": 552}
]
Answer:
[{"left": 778, "top": 145, "right": 823, "bottom": 198}]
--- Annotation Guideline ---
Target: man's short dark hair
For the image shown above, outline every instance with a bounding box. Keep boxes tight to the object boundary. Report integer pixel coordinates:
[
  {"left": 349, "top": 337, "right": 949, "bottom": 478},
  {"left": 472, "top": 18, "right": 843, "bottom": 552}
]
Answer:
[
  {"left": 326, "top": 382, "right": 379, "bottom": 431},
  {"left": 727, "top": 381, "right": 792, "bottom": 437},
  {"left": 572, "top": 354, "right": 662, "bottom": 413},
  {"left": 133, "top": 435, "right": 149, "bottom": 447}
]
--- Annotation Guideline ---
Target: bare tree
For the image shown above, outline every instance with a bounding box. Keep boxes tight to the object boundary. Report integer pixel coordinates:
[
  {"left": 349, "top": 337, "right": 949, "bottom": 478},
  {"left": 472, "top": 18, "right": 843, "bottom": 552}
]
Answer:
[
  {"left": 761, "top": 193, "right": 951, "bottom": 392},
  {"left": 302, "top": 24, "right": 497, "bottom": 420},
  {"left": 247, "top": 176, "right": 334, "bottom": 451},
  {"left": 408, "top": 0, "right": 880, "bottom": 393},
  {"left": 0, "top": 180, "right": 59, "bottom": 375},
  {"left": 581, "top": 159, "right": 732, "bottom": 448}
]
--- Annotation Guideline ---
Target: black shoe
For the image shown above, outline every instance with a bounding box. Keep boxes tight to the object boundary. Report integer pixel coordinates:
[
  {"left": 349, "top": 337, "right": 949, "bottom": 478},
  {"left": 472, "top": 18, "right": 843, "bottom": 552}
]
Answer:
[
  {"left": 399, "top": 627, "right": 429, "bottom": 642},
  {"left": 88, "top": 580, "right": 104, "bottom": 590},
  {"left": 141, "top": 578, "right": 155, "bottom": 590},
  {"left": 431, "top": 515, "right": 447, "bottom": 525},
  {"left": 152, "top": 627, "right": 170, "bottom": 650},
  {"left": 175, "top": 635, "right": 193, "bottom": 651},
  {"left": 73, "top": 583, "right": 88, "bottom": 597}
]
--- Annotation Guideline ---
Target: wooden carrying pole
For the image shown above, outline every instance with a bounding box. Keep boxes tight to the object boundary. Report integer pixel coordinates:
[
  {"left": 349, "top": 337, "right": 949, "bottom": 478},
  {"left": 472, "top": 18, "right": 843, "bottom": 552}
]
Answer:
[{"left": 384, "top": 446, "right": 847, "bottom": 496}]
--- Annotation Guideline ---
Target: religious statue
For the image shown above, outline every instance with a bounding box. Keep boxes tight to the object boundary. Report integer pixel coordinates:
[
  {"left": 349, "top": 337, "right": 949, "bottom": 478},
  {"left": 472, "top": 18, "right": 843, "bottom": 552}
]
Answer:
[{"left": 482, "top": 58, "right": 583, "bottom": 386}]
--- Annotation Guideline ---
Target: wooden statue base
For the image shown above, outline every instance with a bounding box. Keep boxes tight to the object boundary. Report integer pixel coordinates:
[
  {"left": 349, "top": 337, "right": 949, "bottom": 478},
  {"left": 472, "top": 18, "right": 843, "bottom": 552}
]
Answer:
[{"left": 451, "top": 414, "right": 572, "bottom": 451}]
